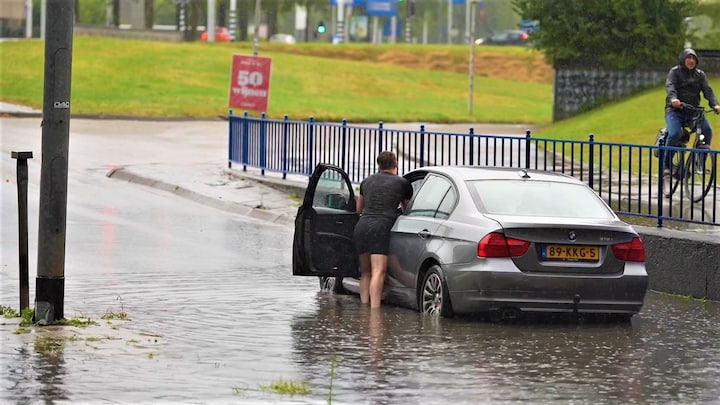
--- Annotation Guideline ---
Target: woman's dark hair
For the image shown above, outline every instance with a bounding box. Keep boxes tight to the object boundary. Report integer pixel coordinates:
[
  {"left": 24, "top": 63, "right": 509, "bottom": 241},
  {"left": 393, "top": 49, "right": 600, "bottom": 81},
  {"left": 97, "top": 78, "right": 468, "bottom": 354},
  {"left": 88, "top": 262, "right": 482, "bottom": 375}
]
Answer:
[{"left": 377, "top": 151, "right": 397, "bottom": 170}]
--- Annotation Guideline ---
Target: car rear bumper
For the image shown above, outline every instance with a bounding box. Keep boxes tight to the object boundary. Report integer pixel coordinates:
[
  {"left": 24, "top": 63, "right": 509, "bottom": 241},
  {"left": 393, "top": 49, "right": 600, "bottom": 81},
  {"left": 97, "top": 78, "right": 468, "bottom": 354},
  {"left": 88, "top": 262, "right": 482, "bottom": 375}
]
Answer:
[{"left": 445, "top": 261, "right": 648, "bottom": 314}]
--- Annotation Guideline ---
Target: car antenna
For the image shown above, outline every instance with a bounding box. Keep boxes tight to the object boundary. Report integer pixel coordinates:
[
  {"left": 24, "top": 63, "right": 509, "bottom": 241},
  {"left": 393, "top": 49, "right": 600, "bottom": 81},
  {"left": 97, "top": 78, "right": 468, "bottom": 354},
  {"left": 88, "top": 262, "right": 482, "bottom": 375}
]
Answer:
[{"left": 519, "top": 169, "right": 531, "bottom": 179}]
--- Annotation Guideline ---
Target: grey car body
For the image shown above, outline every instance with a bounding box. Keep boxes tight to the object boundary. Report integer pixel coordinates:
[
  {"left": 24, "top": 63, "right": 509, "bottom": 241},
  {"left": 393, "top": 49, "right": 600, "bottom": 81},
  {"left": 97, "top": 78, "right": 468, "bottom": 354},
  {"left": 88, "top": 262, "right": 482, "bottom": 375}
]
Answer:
[{"left": 293, "top": 164, "right": 649, "bottom": 318}]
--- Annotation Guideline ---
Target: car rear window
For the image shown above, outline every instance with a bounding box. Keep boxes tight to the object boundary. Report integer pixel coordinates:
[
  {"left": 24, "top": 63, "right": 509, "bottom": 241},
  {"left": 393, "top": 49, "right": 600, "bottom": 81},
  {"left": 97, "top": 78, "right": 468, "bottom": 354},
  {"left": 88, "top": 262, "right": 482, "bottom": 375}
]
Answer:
[{"left": 468, "top": 180, "right": 616, "bottom": 219}]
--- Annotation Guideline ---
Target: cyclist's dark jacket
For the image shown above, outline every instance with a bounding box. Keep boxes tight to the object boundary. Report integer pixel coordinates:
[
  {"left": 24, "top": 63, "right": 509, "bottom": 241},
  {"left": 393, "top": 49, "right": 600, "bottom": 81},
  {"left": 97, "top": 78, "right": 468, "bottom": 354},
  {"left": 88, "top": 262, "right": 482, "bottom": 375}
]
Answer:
[{"left": 665, "top": 49, "right": 719, "bottom": 113}]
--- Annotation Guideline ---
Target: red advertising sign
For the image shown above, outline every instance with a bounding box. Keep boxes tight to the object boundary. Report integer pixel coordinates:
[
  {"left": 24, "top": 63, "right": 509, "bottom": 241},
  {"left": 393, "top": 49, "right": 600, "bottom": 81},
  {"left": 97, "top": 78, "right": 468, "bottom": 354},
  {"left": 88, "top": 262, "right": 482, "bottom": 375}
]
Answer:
[{"left": 228, "top": 54, "right": 272, "bottom": 113}]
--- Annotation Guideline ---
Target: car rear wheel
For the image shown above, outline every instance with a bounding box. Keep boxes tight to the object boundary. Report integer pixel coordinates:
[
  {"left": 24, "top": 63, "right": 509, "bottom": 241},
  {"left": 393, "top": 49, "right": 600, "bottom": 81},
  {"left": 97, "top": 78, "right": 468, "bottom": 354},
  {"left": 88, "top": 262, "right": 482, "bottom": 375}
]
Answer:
[{"left": 420, "top": 265, "right": 453, "bottom": 318}]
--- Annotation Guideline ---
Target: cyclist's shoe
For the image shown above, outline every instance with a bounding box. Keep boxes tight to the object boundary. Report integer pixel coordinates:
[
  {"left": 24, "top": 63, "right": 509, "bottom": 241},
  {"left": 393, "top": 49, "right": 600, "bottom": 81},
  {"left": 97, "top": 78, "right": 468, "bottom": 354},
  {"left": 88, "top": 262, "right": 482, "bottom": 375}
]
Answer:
[{"left": 663, "top": 169, "right": 671, "bottom": 198}]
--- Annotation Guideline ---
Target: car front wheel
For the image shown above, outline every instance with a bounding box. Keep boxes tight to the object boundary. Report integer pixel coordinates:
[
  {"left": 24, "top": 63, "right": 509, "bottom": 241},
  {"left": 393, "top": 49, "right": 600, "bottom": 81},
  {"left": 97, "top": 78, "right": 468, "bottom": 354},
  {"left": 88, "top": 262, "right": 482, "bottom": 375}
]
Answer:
[
  {"left": 319, "top": 276, "right": 347, "bottom": 294},
  {"left": 420, "top": 265, "right": 453, "bottom": 318}
]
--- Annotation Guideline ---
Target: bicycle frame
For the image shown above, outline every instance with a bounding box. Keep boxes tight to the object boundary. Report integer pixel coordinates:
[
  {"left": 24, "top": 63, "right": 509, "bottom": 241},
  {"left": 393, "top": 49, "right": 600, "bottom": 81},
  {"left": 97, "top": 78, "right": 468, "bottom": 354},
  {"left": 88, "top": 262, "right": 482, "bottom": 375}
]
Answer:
[{"left": 662, "top": 103, "right": 717, "bottom": 202}]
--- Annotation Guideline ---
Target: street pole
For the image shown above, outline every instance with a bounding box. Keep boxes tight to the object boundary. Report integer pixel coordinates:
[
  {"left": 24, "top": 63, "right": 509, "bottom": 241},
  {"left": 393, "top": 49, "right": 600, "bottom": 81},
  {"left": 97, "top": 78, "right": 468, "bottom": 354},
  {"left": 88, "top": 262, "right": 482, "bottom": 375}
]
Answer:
[
  {"left": 464, "top": 0, "right": 470, "bottom": 44},
  {"left": 25, "top": 0, "right": 33, "bottom": 38},
  {"left": 207, "top": 0, "right": 216, "bottom": 42},
  {"left": 468, "top": 0, "right": 477, "bottom": 115},
  {"left": 404, "top": 1, "right": 411, "bottom": 43},
  {"left": 229, "top": 0, "right": 237, "bottom": 41},
  {"left": 253, "top": 0, "right": 261, "bottom": 55},
  {"left": 336, "top": 0, "right": 345, "bottom": 44},
  {"left": 105, "top": 0, "right": 112, "bottom": 27},
  {"left": 41, "top": 0, "right": 47, "bottom": 38},
  {"left": 36, "top": 0, "right": 74, "bottom": 325},
  {"left": 178, "top": 0, "right": 187, "bottom": 38},
  {"left": 447, "top": 0, "right": 452, "bottom": 44},
  {"left": 11, "top": 151, "right": 33, "bottom": 312}
]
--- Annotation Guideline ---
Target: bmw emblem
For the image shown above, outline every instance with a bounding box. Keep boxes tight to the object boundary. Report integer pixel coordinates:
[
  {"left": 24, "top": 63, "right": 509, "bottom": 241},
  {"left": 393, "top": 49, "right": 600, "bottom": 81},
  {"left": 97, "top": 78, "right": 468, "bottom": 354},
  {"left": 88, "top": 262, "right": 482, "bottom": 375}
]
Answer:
[{"left": 568, "top": 231, "right": 577, "bottom": 241}]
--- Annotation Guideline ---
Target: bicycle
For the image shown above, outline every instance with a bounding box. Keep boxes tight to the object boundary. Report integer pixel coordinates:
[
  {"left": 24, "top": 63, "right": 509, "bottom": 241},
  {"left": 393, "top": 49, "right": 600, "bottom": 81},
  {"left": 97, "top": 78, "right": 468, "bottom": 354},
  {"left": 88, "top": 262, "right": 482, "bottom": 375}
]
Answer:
[{"left": 656, "top": 103, "right": 717, "bottom": 202}]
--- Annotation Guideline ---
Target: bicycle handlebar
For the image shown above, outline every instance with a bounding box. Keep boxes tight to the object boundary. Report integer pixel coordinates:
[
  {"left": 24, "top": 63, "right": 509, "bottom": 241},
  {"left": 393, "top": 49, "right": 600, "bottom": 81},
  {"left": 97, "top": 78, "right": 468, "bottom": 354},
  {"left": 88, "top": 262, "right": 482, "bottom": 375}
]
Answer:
[{"left": 679, "top": 102, "right": 718, "bottom": 114}]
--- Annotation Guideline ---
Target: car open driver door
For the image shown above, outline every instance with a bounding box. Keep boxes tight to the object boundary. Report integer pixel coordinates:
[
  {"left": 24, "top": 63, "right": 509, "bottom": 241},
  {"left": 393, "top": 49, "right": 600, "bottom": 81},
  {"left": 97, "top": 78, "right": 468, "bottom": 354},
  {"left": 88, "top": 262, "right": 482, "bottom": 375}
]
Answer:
[{"left": 292, "top": 163, "right": 359, "bottom": 278}]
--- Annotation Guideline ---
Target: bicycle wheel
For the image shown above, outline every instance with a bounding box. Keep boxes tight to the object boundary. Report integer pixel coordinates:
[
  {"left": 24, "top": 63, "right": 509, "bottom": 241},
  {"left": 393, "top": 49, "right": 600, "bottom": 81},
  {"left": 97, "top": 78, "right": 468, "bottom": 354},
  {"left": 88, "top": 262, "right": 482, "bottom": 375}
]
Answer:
[
  {"left": 683, "top": 148, "right": 717, "bottom": 202},
  {"left": 664, "top": 150, "right": 685, "bottom": 198}
]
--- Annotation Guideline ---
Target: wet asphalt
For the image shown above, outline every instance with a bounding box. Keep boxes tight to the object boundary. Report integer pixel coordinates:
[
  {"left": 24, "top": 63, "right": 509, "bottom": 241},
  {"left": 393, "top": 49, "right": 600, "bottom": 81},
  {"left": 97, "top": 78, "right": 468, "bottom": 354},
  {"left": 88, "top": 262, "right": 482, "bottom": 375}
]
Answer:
[{"left": 2, "top": 114, "right": 720, "bottom": 403}]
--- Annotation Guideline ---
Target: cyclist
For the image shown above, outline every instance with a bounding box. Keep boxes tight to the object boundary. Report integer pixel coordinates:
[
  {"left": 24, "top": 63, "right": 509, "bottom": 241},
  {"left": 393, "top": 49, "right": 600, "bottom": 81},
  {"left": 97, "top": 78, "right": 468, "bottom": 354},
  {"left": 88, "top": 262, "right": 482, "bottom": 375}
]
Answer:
[{"left": 663, "top": 48, "right": 720, "bottom": 180}]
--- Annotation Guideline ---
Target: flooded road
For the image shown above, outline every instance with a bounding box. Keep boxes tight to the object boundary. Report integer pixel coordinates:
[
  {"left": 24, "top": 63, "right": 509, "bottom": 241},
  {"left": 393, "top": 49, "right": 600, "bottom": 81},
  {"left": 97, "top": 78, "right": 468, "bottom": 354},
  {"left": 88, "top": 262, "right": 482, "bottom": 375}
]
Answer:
[{"left": 2, "top": 155, "right": 719, "bottom": 404}]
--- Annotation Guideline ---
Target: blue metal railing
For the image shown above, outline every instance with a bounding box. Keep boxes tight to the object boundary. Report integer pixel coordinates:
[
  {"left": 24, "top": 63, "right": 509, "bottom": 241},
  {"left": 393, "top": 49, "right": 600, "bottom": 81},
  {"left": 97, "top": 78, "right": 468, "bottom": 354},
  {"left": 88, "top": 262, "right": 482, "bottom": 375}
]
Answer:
[{"left": 228, "top": 112, "right": 719, "bottom": 228}]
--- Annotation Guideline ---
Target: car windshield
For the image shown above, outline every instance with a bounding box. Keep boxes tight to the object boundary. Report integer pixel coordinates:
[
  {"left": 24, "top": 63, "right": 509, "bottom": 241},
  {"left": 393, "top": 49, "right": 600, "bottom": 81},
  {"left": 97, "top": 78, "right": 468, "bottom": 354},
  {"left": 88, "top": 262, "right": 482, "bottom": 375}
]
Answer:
[{"left": 468, "top": 180, "right": 616, "bottom": 219}]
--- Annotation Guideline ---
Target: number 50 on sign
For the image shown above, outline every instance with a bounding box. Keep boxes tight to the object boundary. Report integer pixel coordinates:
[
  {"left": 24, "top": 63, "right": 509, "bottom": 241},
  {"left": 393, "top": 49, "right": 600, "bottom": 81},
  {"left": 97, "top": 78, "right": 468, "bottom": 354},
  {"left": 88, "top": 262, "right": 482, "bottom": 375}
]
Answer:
[{"left": 228, "top": 54, "right": 272, "bottom": 113}]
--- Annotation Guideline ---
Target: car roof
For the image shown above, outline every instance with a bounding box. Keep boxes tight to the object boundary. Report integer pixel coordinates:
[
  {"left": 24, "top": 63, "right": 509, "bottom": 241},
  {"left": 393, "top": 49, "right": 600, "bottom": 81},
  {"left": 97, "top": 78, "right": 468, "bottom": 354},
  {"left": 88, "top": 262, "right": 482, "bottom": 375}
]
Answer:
[{"left": 411, "top": 165, "right": 582, "bottom": 184}]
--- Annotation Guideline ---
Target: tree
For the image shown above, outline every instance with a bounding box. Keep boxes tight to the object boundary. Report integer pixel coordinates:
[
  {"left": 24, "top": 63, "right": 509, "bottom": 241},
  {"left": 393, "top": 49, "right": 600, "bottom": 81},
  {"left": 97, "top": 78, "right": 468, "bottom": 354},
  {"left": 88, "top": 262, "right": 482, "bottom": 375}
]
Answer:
[
  {"left": 692, "top": 2, "right": 720, "bottom": 48},
  {"left": 512, "top": 0, "right": 699, "bottom": 70}
]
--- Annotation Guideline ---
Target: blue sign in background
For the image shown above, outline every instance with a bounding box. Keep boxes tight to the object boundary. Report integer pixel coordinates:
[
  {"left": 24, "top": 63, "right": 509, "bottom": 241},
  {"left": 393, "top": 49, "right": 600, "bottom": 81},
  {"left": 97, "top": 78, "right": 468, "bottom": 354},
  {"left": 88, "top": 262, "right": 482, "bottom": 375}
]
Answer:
[
  {"left": 329, "top": 0, "right": 366, "bottom": 6},
  {"left": 366, "top": 0, "right": 398, "bottom": 17}
]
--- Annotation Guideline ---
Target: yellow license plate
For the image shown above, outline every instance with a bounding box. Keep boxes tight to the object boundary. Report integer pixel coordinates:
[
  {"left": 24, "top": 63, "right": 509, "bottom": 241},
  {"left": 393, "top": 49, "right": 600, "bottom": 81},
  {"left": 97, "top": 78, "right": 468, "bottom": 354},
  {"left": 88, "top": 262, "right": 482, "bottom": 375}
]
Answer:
[{"left": 543, "top": 244, "right": 599, "bottom": 262}]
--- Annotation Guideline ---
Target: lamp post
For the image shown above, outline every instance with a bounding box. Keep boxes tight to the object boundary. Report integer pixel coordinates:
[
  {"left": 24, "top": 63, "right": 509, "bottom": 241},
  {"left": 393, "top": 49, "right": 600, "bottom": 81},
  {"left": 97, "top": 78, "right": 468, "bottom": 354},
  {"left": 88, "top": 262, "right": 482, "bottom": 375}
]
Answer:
[
  {"left": 468, "top": 0, "right": 478, "bottom": 115},
  {"left": 229, "top": 0, "right": 237, "bottom": 41},
  {"left": 253, "top": 0, "right": 261, "bottom": 55}
]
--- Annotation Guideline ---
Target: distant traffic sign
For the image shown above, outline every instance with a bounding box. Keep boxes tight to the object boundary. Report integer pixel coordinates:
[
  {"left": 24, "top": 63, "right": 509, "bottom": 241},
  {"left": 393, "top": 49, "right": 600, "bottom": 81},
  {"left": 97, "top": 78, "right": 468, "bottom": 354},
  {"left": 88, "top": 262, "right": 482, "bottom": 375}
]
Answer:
[
  {"left": 366, "top": 0, "right": 397, "bottom": 17},
  {"left": 330, "top": 0, "right": 365, "bottom": 5}
]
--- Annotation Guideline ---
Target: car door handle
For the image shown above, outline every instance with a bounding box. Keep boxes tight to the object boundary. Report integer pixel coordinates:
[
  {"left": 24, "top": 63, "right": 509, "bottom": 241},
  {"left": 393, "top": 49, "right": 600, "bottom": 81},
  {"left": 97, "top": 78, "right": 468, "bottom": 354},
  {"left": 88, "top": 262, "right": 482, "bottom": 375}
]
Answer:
[{"left": 417, "top": 229, "right": 432, "bottom": 239}]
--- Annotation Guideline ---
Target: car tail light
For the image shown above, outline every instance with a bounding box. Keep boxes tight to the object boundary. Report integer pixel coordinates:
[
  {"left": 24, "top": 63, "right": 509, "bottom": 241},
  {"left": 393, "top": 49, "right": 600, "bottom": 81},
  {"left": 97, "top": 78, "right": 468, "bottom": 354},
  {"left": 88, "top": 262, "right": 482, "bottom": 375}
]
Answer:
[
  {"left": 521, "top": 32, "right": 529, "bottom": 41},
  {"left": 478, "top": 232, "right": 531, "bottom": 258},
  {"left": 611, "top": 237, "right": 646, "bottom": 262}
]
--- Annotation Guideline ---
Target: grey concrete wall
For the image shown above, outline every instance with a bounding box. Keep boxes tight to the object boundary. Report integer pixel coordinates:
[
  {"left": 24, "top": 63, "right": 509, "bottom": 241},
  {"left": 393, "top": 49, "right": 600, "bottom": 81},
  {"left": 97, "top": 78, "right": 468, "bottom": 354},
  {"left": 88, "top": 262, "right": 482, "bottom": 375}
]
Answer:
[
  {"left": 637, "top": 226, "right": 720, "bottom": 301},
  {"left": 553, "top": 69, "right": 666, "bottom": 121},
  {"left": 553, "top": 50, "right": 720, "bottom": 121}
]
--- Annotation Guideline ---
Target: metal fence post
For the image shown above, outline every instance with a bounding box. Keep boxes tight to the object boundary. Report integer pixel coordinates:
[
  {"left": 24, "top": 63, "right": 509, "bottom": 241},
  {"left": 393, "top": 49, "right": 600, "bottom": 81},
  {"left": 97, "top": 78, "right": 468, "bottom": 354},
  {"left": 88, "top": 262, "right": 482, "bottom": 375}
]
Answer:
[
  {"left": 228, "top": 109, "right": 233, "bottom": 168},
  {"left": 657, "top": 136, "right": 665, "bottom": 228},
  {"left": 588, "top": 133, "right": 595, "bottom": 190},
  {"left": 378, "top": 121, "right": 384, "bottom": 152},
  {"left": 525, "top": 129, "right": 532, "bottom": 170},
  {"left": 11, "top": 151, "right": 33, "bottom": 312},
  {"left": 282, "top": 115, "right": 289, "bottom": 180},
  {"left": 419, "top": 124, "right": 426, "bottom": 167},
  {"left": 260, "top": 112, "right": 267, "bottom": 176},
  {"left": 341, "top": 119, "right": 348, "bottom": 172},
  {"left": 242, "top": 111, "right": 249, "bottom": 172},
  {"left": 469, "top": 127, "right": 475, "bottom": 166},
  {"left": 308, "top": 116, "right": 315, "bottom": 175}
]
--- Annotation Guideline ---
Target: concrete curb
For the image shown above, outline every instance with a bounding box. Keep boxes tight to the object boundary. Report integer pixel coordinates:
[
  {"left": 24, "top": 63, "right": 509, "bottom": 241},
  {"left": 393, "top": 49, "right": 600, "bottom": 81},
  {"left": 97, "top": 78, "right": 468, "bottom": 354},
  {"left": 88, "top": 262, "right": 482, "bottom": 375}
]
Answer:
[
  {"left": 106, "top": 167, "right": 296, "bottom": 227},
  {"left": 223, "top": 168, "right": 308, "bottom": 197}
]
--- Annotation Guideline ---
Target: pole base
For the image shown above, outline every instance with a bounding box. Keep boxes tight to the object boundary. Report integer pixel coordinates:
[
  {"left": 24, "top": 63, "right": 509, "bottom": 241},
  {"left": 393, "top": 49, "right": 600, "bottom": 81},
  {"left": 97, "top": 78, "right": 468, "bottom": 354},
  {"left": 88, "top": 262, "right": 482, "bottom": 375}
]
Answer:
[{"left": 34, "top": 276, "right": 64, "bottom": 325}]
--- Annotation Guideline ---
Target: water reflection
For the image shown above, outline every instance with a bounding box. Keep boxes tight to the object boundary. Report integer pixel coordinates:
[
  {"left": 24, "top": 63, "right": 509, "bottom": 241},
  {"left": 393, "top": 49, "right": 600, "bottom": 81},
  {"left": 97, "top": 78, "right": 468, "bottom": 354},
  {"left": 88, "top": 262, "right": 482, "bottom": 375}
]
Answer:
[
  {"left": 3, "top": 330, "right": 70, "bottom": 404},
  {"left": 291, "top": 292, "right": 720, "bottom": 404},
  {"left": 34, "top": 332, "right": 69, "bottom": 403}
]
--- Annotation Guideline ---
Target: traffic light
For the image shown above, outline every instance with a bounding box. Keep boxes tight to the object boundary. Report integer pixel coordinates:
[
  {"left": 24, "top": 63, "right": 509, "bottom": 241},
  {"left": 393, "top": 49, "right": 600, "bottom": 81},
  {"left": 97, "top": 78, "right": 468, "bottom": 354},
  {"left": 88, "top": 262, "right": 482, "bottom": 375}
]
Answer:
[{"left": 317, "top": 21, "right": 326, "bottom": 34}]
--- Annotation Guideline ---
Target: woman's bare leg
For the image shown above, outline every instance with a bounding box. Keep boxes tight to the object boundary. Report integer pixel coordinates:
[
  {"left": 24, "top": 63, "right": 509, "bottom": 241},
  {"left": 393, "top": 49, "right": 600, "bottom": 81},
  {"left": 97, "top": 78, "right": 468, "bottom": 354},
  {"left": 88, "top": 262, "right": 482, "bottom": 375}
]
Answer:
[
  {"left": 369, "top": 254, "right": 388, "bottom": 308},
  {"left": 358, "top": 253, "right": 371, "bottom": 304}
]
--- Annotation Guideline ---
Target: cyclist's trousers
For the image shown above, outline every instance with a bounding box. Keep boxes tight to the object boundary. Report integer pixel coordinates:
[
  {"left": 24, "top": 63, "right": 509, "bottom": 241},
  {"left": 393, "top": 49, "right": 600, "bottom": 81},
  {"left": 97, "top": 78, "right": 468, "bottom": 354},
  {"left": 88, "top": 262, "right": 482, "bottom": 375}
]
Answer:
[{"left": 663, "top": 110, "right": 713, "bottom": 170}]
